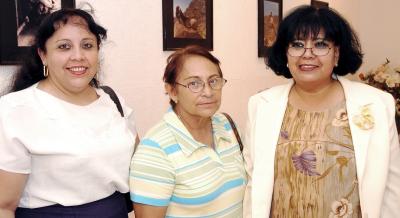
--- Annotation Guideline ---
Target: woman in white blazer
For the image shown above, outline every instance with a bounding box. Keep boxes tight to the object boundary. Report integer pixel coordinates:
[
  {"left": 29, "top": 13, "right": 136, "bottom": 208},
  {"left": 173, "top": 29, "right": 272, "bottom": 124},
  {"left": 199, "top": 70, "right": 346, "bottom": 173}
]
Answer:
[{"left": 243, "top": 5, "right": 399, "bottom": 218}]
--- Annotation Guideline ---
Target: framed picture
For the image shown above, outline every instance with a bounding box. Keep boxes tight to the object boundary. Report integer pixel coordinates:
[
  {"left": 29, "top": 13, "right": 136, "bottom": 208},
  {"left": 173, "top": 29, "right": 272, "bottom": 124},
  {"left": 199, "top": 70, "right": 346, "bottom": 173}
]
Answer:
[
  {"left": 311, "top": 0, "right": 329, "bottom": 9},
  {"left": 162, "top": 0, "right": 213, "bottom": 51},
  {"left": 258, "top": 0, "right": 282, "bottom": 57},
  {"left": 0, "top": 0, "right": 75, "bottom": 65}
]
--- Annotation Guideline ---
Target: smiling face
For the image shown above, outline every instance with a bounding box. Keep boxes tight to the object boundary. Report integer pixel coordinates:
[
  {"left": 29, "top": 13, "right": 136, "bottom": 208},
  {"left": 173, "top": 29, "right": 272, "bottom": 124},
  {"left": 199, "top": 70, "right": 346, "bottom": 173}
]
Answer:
[
  {"left": 167, "top": 55, "right": 222, "bottom": 119},
  {"left": 287, "top": 31, "right": 339, "bottom": 88},
  {"left": 38, "top": 16, "right": 99, "bottom": 94}
]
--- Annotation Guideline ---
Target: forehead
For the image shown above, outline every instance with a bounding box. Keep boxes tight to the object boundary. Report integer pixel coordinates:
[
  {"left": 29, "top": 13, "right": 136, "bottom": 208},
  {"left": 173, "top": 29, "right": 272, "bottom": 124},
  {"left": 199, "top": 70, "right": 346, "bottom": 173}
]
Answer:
[
  {"left": 178, "top": 55, "right": 219, "bottom": 79},
  {"left": 50, "top": 16, "right": 95, "bottom": 39},
  {"left": 49, "top": 21, "right": 95, "bottom": 42},
  {"left": 293, "top": 28, "right": 326, "bottom": 40}
]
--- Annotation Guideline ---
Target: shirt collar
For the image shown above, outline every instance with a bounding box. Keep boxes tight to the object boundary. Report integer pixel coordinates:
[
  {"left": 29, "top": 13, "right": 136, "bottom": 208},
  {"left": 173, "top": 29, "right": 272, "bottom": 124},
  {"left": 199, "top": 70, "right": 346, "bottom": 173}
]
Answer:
[{"left": 163, "top": 108, "right": 231, "bottom": 157}]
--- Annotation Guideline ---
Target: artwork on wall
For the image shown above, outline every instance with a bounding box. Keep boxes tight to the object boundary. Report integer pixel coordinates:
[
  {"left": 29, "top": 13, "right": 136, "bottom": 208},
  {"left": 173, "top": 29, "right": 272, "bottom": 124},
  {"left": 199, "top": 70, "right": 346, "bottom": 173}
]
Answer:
[
  {"left": 258, "top": 0, "right": 282, "bottom": 57},
  {"left": 0, "top": 0, "right": 75, "bottom": 65},
  {"left": 311, "top": 0, "right": 329, "bottom": 9},
  {"left": 162, "top": 0, "right": 213, "bottom": 51}
]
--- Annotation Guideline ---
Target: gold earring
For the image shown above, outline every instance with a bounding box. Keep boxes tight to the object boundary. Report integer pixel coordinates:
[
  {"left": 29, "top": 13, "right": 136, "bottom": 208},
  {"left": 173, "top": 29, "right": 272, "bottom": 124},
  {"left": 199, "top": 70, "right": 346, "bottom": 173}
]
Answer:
[{"left": 43, "top": 65, "right": 49, "bottom": 77}]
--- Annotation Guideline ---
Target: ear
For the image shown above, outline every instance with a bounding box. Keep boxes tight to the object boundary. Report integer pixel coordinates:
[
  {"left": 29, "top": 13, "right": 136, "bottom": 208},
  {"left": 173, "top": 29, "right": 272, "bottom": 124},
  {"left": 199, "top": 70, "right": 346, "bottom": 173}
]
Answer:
[
  {"left": 334, "top": 46, "right": 340, "bottom": 64},
  {"left": 165, "top": 83, "right": 178, "bottom": 103},
  {"left": 37, "top": 48, "right": 47, "bottom": 65}
]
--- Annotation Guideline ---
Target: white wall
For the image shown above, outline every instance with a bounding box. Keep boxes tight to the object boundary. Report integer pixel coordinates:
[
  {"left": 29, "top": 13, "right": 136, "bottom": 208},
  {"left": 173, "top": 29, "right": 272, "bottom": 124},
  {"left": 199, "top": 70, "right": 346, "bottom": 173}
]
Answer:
[
  {"left": 359, "top": 0, "right": 400, "bottom": 70},
  {"left": 1, "top": 0, "right": 397, "bottom": 136}
]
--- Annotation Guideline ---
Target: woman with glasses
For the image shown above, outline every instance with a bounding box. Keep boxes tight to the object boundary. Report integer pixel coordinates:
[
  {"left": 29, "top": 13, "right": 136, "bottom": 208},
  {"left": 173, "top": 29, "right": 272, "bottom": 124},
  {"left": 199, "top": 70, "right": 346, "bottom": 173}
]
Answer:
[
  {"left": 130, "top": 45, "right": 246, "bottom": 217},
  {"left": 243, "top": 5, "right": 399, "bottom": 218}
]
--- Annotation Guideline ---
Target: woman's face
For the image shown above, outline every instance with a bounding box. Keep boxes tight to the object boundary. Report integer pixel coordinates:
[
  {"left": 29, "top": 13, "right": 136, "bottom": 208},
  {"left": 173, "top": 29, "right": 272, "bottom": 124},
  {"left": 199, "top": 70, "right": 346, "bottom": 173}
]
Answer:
[
  {"left": 39, "top": 17, "right": 99, "bottom": 93},
  {"left": 168, "top": 55, "right": 222, "bottom": 119},
  {"left": 286, "top": 31, "right": 339, "bottom": 87}
]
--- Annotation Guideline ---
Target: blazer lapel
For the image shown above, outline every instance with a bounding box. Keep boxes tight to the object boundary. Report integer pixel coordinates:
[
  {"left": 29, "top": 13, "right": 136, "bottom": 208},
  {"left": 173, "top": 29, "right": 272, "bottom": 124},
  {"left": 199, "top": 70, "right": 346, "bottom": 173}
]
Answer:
[
  {"left": 252, "top": 82, "right": 293, "bottom": 217},
  {"left": 339, "top": 77, "right": 372, "bottom": 184}
]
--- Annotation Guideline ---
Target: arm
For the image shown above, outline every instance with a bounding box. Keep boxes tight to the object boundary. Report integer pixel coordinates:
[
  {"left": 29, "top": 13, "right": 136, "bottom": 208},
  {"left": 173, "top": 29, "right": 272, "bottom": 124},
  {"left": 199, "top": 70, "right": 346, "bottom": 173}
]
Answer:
[
  {"left": 133, "top": 203, "right": 167, "bottom": 218},
  {"left": 0, "top": 170, "right": 28, "bottom": 218},
  {"left": 129, "top": 136, "right": 175, "bottom": 218},
  {"left": 242, "top": 97, "right": 257, "bottom": 218},
  {"left": 381, "top": 97, "right": 400, "bottom": 217}
]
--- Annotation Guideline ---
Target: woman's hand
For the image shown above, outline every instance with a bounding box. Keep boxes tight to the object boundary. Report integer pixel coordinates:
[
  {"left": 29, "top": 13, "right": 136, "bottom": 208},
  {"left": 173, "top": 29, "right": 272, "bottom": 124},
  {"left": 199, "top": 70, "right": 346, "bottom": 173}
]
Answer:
[
  {"left": 133, "top": 203, "right": 168, "bottom": 218},
  {"left": 0, "top": 170, "right": 28, "bottom": 218}
]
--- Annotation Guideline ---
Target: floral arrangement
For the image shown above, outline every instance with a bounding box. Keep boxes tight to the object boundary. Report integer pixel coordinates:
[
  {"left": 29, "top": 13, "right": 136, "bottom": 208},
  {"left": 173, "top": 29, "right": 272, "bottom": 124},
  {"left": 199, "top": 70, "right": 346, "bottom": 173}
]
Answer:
[{"left": 359, "top": 59, "right": 400, "bottom": 132}]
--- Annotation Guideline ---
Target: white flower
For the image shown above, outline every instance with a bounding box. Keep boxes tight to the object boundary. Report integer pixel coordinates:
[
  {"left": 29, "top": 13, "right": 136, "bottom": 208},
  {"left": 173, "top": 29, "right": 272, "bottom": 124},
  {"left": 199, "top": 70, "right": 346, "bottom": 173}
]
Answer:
[
  {"left": 329, "top": 198, "right": 353, "bottom": 218},
  {"left": 353, "top": 104, "right": 374, "bottom": 130},
  {"left": 385, "top": 72, "right": 400, "bottom": 88},
  {"left": 373, "top": 71, "right": 390, "bottom": 83}
]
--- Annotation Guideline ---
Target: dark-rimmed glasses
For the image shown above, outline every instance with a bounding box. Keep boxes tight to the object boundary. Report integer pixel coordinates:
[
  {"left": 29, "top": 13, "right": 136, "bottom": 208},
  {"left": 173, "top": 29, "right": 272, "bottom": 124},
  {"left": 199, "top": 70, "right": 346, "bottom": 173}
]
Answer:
[
  {"left": 175, "top": 77, "right": 227, "bottom": 93},
  {"left": 287, "top": 40, "right": 332, "bottom": 57}
]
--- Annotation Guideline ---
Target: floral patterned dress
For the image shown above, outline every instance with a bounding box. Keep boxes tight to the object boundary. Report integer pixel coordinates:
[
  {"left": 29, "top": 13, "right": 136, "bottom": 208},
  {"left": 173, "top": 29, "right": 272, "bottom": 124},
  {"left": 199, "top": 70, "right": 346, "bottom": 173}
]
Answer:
[{"left": 270, "top": 101, "right": 362, "bottom": 218}]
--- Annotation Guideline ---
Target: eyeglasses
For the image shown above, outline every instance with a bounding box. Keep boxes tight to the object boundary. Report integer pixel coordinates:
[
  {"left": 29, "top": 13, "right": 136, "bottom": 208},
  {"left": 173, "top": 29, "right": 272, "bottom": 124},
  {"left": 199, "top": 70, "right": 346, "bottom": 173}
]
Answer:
[
  {"left": 175, "top": 77, "right": 227, "bottom": 93},
  {"left": 287, "top": 40, "right": 332, "bottom": 57}
]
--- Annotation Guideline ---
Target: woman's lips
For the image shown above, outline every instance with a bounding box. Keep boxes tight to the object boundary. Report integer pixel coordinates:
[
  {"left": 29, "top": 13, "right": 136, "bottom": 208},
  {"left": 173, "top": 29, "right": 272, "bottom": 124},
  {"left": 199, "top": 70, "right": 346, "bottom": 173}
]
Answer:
[
  {"left": 197, "top": 101, "right": 217, "bottom": 107},
  {"left": 67, "top": 66, "right": 88, "bottom": 76},
  {"left": 299, "top": 64, "right": 319, "bottom": 71}
]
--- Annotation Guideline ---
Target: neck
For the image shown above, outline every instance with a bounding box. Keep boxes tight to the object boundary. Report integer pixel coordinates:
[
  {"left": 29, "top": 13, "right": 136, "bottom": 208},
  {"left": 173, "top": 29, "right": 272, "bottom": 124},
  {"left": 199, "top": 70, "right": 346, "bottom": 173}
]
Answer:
[
  {"left": 175, "top": 107, "right": 211, "bottom": 131},
  {"left": 290, "top": 79, "right": 344, "bottom": 111},
  {"left": 174, "top": 106, "right": 214, "bottom": 147},
  {"left": 38, "top": 79, "right": 98, "bottom": 105},
  {"left": 294, "top": 79, "right": 336, "bottom": 97}
]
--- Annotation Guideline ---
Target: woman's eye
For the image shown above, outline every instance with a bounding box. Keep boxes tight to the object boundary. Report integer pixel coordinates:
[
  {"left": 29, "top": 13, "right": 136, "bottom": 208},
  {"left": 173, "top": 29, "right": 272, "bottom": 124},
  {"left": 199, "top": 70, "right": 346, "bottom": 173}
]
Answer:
[
  {"left": 188, "top": 81, "right": 201, "bottom": 87},
  {"left": 83, "top": 43, "right": 94, "bottom": 49},
  {"left": 291, "top": 41, "right": 304, "bottom": 48},
  {"left": 209, "top": 78, "right": 219, "bottom": 85},
  {"left": 58, "top": 44, "right": 71, "bottom": 49},
  {"left": 314, "top": 41, "right": 329, "bottom": 48}
]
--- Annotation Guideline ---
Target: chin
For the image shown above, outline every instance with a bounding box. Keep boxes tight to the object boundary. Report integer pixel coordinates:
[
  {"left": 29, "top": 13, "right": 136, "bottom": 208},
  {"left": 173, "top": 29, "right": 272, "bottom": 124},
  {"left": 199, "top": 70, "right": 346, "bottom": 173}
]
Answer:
[
  {"left": 197, "top": 107, "right": 219, "bottom": 118},
  {"left": 68, "top": 80, "right": 93, "bottom": 91}
]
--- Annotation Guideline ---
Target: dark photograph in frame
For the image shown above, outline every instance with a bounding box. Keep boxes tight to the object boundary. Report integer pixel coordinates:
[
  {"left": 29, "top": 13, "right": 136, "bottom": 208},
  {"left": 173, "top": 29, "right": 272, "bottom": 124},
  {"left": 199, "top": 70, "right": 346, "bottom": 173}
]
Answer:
[
  {"left": 311, "top": 0, "right": 329, "bottom": 9},
  {"left": 258, "top": 0, "right": 282, "bottom": 57},
  {"left": 162, "top": 0, "right": 213, "bottom": 51},
  {"left": 0, "top": 0, "right": 75, "bottom": 65}
]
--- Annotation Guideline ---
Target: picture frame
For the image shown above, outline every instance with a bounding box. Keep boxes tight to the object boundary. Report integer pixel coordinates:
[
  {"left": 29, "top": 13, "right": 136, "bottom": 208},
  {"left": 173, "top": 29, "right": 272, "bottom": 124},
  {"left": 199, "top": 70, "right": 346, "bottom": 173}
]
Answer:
[
  {"left": 258, "top": 0, "right": 282, "bottom": 57},
  {"left": 162, "top": 0, "right": 213, "bottom": 51},
  {"left": 311, "top": 0, "right": 329, "bottom": 9},
  {"left": 0, "top": 0, "right": 75, "bottom": 65}
]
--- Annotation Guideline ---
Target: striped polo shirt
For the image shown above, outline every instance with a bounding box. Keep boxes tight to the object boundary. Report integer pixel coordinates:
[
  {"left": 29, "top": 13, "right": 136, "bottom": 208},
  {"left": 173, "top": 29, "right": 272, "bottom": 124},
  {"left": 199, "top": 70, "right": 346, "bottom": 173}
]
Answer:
[{"left": 130, "top": 109, "right": 246, "bottom": 218}]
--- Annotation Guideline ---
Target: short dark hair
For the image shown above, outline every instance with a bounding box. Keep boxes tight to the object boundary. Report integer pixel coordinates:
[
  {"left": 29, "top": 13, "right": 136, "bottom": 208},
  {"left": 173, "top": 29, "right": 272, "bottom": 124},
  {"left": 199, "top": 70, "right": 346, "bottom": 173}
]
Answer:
[
  {"left": 9, "top": 8, "right": 107, "bottom": 93},
  {"left": 266, "top": 5, "right": 363, "bottom": 78},
  {"left": 163, "top": 45, "right": 223, "bottom": 107}
]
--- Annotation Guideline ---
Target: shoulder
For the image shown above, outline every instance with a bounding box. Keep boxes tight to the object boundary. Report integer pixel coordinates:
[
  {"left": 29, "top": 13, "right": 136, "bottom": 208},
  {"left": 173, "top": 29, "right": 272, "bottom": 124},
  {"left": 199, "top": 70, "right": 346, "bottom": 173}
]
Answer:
[
  {"left": 248, "top": 81, "right": 292, "bottom": 110},
  {"left": 340, "top": 78, "right": 395, "bottom": 106},
  {"left": 140, "top": 119, "right": 174, "bottom": 150},
  {"left": 0, "top": 86, "right": 36, "bottom": 114},
  {"left": 97, "top": 86, "right": 134, "bottom": 117}
]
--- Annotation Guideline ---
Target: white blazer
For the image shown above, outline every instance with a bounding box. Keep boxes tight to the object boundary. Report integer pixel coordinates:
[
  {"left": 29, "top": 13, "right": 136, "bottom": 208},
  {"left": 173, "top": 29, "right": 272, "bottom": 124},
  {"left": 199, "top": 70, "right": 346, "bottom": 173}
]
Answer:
[{"left": 243, "top": 77, "right": 400, "bottom": 218}]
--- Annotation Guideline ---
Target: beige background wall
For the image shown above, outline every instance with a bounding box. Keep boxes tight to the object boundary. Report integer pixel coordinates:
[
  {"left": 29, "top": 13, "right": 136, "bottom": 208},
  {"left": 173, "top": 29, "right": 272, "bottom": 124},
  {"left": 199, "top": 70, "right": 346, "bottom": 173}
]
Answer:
[{"left": 0, "top": 0, "right": 398, "bottom": 135}]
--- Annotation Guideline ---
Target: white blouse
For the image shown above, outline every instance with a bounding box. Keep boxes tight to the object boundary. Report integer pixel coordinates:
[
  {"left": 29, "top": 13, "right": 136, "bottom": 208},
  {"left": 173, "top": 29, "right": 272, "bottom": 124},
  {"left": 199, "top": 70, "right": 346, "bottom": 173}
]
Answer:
[{"left": 0, "top": 83, "right": 137, "bottom": 208}]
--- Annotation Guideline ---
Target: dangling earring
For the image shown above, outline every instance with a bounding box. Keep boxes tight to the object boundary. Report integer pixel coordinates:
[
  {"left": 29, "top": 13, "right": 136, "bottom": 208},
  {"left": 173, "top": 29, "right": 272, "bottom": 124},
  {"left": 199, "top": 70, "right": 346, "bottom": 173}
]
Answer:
[
  {"left": 335, "top": 62, "right": 338, "bottom": 67},
  {"left": 286, "top": 63, "right": 289, "bottom": 68},
  {"left": 43, "top": 65, "right": 49, "bottom": 77}
]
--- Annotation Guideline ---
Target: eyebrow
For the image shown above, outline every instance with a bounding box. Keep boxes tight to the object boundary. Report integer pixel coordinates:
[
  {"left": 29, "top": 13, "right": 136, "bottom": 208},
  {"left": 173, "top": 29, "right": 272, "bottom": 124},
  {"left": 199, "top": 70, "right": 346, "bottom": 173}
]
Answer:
[
  {"left": 182, "top": 74, "right": 220, "bottom": 81},
  {"left": 55, "top": 37, "right": 96, "bottom": 43}
]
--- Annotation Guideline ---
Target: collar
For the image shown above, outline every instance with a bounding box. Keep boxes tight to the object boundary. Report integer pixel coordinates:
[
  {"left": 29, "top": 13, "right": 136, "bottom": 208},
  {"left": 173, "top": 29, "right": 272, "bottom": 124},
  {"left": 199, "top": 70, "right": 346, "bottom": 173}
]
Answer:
[{"left": 163, "top": 108, "right": 231, "bottom": 157}]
